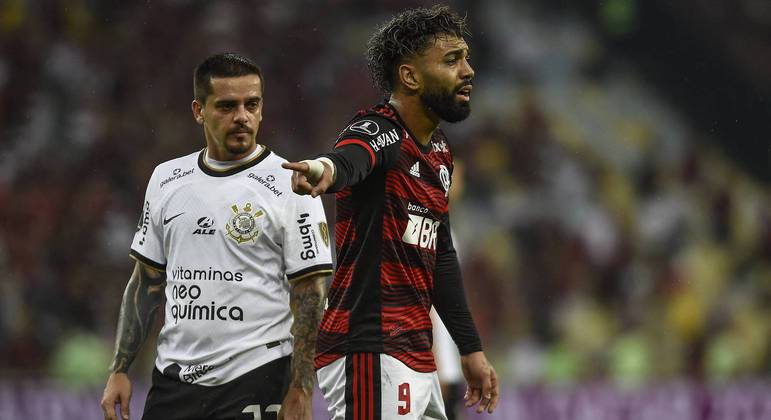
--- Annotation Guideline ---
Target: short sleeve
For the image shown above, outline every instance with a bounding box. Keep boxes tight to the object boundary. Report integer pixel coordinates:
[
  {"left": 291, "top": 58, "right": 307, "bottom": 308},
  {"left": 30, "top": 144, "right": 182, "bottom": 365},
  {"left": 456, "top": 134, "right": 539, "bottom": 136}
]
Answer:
[
  {"left": 283, "top": 194, "right": 334, "bottom": 282},
  {"left": 129, "top": 169, "right": 166, "bottom": 271}
]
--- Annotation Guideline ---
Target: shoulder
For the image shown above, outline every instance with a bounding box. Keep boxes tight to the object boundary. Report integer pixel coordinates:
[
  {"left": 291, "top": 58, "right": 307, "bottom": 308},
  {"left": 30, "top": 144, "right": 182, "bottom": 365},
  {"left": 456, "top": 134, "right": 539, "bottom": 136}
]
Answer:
[
  {"left": 431, "top": 128, "right": 453, "bottom": 157},
  {"left": 152, "top": 150, "right": 200, "bottom": 180},
  {"left": 147, "top": 150, "right": 200, "bottom": 190},
  {"left": 337, "top": 105, "right": 403, "bottom": 143},
  {"left": 242, "top": 150, "right": 302, "bottom": 203},
  {"left": 257, "top": 150, "right": 294, "bottom": 184}
]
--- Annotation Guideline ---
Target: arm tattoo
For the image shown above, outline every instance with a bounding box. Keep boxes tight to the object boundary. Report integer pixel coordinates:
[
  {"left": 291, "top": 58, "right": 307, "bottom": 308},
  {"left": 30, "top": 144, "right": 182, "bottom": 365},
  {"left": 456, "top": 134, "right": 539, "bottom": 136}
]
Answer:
[
  {"left": 289, "top": 276, "right": 327, "bottom": 392},
  {"left": 109, "top": 263, "right": 166, "bottom": 373}
]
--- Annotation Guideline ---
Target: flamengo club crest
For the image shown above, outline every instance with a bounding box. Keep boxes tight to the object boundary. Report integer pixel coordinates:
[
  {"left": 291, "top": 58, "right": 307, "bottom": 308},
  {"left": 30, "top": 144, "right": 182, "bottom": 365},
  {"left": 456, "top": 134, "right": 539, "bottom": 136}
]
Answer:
[{"left": 226, "top": 202, "right": 264, "bottom": 244}]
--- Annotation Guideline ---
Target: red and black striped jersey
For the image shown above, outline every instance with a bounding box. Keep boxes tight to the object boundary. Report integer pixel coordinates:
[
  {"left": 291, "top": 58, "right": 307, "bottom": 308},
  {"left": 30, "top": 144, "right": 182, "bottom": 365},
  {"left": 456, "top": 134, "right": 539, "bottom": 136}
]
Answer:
[{"left": 315, "top": 103, "right": 476, "bottom": 373}]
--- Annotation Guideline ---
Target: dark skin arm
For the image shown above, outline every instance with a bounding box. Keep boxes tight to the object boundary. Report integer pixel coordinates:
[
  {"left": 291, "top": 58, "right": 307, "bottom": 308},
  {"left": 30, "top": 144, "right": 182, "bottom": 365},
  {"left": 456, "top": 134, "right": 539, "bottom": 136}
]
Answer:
[
  {"left": 279, "top": 273, "right": 329, "bottom": 420},
  {"left": 101, "top": 261, "right": 166, "bottom": 420}
]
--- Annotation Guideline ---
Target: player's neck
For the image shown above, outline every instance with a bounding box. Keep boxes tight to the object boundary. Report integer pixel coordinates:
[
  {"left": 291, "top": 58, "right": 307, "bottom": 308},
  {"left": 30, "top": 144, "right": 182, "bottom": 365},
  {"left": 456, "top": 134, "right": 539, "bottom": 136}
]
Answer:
[
  {"left": 205, "top": 140, "right": 258, "bottom": 161},
  {"left": 389, "top": 95, "right": 438, "bottom": 146},
  {"left": 205, "top": 144, "right": 262, "bottom": 168}
]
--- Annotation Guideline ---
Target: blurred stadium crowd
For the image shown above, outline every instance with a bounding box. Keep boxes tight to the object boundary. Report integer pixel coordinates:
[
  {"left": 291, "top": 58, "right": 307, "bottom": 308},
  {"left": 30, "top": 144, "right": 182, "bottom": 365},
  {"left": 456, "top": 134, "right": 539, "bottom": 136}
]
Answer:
[{"left": 0, "top": 0, "right": 768, "bottom": 417}]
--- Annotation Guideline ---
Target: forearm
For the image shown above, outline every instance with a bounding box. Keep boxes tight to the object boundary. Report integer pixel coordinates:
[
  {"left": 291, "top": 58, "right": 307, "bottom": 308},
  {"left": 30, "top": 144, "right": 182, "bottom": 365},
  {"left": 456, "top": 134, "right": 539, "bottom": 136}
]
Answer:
[
  {"left": 433, "top": 216, "right": 482, "bottom": 354},
  {"left": 319, "top": 144, "right": 373, "bottom": 192},
  {"left": 288, "top": 274, "right": 328, "bottom": 391},
  {"left": 109, "top": 262, "right": 166, "bottom": 373},
  {"left": 433, "top": 248, "right": 482, "bottom": 355}
]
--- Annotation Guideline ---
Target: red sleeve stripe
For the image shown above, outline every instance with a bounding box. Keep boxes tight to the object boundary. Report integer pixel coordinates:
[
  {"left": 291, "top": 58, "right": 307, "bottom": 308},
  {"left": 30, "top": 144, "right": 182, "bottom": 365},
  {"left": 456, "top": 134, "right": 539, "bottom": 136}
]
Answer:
[{"left": 336, "top": 138, "right": 376, "bottom": 168}]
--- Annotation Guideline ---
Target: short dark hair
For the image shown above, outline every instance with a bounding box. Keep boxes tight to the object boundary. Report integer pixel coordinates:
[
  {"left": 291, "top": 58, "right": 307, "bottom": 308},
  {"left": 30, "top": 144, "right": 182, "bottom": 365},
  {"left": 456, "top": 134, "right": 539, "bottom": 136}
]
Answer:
[
  {"left": 365, "top": 5, "right": 470, "bottom": 93},
  {"left": 193, "top": 53, "right": 264, "bottom": 103}
]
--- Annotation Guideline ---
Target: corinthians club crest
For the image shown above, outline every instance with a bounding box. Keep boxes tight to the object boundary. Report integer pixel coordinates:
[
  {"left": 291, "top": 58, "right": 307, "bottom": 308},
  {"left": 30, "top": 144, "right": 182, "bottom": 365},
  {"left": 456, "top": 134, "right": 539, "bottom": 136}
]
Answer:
[{"left": 226, "top": 202, "right": 264, "bottom": 244}]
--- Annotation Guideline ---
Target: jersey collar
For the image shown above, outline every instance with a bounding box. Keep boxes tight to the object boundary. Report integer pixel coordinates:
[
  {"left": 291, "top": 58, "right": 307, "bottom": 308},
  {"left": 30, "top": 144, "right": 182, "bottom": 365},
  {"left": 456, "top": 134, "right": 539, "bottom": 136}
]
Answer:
[{"left": 197, "top": 146, "right": 271, "bottom": 177}]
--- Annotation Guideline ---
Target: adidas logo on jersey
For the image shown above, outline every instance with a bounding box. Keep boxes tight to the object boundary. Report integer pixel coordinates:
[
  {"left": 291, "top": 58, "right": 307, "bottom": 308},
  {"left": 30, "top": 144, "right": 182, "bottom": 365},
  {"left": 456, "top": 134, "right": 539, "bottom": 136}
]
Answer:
[
  {"left": 409, "top": 161, "right": 420, "bottom": 178},
  {"left": 402, "top": 214, "right": 439, "bottom": 250}
]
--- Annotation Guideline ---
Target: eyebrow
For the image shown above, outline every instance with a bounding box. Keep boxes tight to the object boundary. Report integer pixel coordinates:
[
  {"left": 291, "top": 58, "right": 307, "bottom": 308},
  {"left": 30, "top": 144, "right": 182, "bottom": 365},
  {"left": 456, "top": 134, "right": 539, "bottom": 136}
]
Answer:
[
  {"left": 443, "top": 48, "right": 469, "bottom": 58},
  {"left": 214, "top": 96, "right": 262, "bottom": 106}
]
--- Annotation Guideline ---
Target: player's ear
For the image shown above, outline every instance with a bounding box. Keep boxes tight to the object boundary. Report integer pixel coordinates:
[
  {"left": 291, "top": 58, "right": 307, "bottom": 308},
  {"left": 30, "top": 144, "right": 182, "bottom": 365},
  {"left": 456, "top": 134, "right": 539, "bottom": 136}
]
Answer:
[
  {"left": 192, "top": 99, "right": 204, "bottom": 125},
  {"left": 398, "top": 63, "right": 421, "bottom": 92}
]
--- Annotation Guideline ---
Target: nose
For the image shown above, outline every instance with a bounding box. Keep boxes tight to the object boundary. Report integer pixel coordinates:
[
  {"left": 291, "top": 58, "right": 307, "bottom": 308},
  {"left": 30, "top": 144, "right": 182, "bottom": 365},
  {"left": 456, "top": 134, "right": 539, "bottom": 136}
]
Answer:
[
  {"left": 460, "top": 58, "right": 474, "bottom": 81},
  {"left": 234, "top": 104, "right": 248, "bottom": 123}
]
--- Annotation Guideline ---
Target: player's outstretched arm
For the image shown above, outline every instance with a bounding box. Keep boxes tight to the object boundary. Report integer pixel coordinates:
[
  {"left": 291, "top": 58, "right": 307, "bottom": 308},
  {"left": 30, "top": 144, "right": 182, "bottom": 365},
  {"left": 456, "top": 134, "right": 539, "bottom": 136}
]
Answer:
[
  {"left": 101, "top": 261, "right": 166, "bottom": 420},
  {"left": 460, "top": 351, "right": 499, "bottom": 414},
  {"left": 279, "top": 273, "right": 329, "bottom": 420},
  {"left": 281, "top": 160, "right": 335, "bottom": 198}
]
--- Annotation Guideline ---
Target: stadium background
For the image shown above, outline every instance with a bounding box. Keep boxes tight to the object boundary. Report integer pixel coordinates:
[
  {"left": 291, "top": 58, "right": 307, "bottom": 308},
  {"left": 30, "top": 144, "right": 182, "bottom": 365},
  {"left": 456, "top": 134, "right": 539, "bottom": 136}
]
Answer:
[{"left": 0, "top": 0, "right": 769, "bottom": 419}]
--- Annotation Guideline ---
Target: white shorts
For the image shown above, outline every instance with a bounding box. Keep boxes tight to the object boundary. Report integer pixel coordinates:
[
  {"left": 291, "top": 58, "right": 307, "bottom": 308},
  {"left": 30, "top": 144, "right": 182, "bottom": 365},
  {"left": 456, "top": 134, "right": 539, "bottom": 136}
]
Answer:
[{"left": 317, "top": 353, "right": 448, "bottom": 420}]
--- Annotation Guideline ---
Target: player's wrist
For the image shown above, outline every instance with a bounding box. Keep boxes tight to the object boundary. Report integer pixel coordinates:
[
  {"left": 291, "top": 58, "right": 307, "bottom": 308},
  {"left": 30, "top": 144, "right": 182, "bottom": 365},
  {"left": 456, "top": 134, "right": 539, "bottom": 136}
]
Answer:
[
  {"left": 316, "top": 157, "right": 335, "bottom": 179},
  {"left": 300, "top": 158, "right": 336, "bottom": 184},
  {"left": 109, "top": 356, "right": 132, "bottom": 374}
]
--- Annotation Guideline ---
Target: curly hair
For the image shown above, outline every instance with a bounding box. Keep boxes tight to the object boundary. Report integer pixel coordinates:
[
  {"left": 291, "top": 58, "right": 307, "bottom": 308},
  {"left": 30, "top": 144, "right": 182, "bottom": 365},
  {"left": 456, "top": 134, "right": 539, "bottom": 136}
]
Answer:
[{"left": 365, "top": 5, "right": 470, "bottom": 93}]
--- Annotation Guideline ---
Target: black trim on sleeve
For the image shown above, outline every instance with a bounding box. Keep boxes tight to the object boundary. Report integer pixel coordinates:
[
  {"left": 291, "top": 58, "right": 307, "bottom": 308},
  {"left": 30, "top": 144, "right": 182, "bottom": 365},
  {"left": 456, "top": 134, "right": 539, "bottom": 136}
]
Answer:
[
  {"left": 129, "top": 249, "right": 166, "bottom": 272},
  {"left": 287, "top": 263, "right": 334, "bottom": 281},
  {"left": 431, "top": 215, "right": 482, "bottom": 355}
]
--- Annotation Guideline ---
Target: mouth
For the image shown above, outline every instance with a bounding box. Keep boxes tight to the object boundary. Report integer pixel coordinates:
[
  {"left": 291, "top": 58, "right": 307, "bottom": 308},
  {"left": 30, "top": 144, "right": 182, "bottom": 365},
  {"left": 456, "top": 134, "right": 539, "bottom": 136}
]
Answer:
[
  {"left": 456, "top": 84, "right": 472, "bottom": 101},
  {"left": 229, "top": 128, "right": 252, "bottom": 136}
]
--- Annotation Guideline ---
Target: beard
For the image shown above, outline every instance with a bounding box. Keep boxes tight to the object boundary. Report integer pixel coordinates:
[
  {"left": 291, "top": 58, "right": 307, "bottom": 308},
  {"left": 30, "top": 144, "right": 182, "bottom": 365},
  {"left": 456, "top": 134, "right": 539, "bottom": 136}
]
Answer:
[
  {"left": 224, "top": 126, "right": 256, "bottom": 154},
  {"left": 420, "top": 82, "right": 471, "bottom": 123}
]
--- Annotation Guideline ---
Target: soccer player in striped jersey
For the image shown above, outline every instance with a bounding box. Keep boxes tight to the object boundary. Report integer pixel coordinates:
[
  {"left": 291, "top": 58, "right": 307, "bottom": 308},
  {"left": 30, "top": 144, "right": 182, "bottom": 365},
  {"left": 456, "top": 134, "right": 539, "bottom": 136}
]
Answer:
[
  {"left": 283, "top": 6, "right": 499, "bottom": 419},
  {"left": 101, "top": 53, "right": 332, "bottom": 420}
]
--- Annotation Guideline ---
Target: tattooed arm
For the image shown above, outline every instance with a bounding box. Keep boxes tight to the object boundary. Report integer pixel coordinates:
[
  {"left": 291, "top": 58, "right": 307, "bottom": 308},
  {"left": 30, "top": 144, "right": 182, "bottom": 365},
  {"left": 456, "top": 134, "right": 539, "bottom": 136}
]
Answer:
[
  {"left": 279, "top": 273, "right": 328, "bottom": 420},
  {"left": 101, "top": 261, "right": 166, "bottom": 420}
]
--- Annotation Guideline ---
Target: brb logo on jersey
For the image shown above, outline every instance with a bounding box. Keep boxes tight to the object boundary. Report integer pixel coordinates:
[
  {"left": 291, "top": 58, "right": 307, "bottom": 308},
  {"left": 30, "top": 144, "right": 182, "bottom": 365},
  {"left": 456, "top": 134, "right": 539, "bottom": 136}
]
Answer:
[
  {"left": 402, "top": 214, "right": 439, "bottom": 250},
  {"left": 226, "top": 202, "right": 264, "bottom": 244}
]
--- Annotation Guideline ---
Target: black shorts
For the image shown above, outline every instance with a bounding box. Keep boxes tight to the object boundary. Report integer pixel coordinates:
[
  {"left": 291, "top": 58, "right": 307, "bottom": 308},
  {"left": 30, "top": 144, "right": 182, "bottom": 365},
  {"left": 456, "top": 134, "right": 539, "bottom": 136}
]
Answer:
[{"left": 142, "top": 355, "right": 291, "bottom": 420}]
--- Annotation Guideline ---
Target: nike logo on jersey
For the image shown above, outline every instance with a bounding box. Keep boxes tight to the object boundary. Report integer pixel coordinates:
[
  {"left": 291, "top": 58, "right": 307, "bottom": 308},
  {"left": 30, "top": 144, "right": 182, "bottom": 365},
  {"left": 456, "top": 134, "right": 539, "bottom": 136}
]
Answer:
[{"left": 163, "top": 212, "right": 185, "bottom": 225}]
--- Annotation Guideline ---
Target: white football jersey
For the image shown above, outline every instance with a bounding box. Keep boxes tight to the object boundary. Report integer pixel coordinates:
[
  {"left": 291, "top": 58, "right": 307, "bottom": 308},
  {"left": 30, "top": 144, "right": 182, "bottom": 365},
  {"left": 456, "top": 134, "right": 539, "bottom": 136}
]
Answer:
[{"left": 130, "top": 146, "right": 333, "bottom": 386}]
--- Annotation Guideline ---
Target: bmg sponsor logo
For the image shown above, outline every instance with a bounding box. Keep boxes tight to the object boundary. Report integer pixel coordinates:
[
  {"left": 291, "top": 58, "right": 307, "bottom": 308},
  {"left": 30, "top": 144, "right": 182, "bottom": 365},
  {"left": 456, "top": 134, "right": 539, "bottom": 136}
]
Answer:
[
  {"left": 136, "top": 201, "right": 151, "bottom": 245},
  {"left": 297, "top": 213, "right": 320, "bottom": 260},
  {"left": 402, "top": 214, "right": 439, "bottom": 250}
]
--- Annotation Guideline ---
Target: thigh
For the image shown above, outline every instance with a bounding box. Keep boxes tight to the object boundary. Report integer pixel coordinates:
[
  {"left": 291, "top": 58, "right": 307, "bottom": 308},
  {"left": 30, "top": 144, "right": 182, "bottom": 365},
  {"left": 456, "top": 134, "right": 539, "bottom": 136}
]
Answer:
[
  {"left": 318, "top": 353, "right": 384, "bottom": 420},
  {"left": 212, "top": 355, "right": 292, "bottom": 420},
  {"left": 379, "top": 355, "right": 446, "bottom": 420},
  {"left": 317, "top": 356, "right": 348, "bottom": 420},
  {"left": 317, "top": 353, "right": 447, "bottom": 420},
  {"left": 421, "top": 372, "right": 448, "bottom": 420},
  {"left": 142, "top": 368, "right": 212, "bottom": 420}
]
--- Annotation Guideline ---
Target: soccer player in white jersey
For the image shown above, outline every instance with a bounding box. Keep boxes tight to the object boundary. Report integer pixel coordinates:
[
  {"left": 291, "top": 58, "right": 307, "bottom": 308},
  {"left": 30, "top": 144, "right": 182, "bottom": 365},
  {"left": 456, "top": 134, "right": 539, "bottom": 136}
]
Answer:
[{"left": 100, "top": 53, "right": 333, "bottom": 420}]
